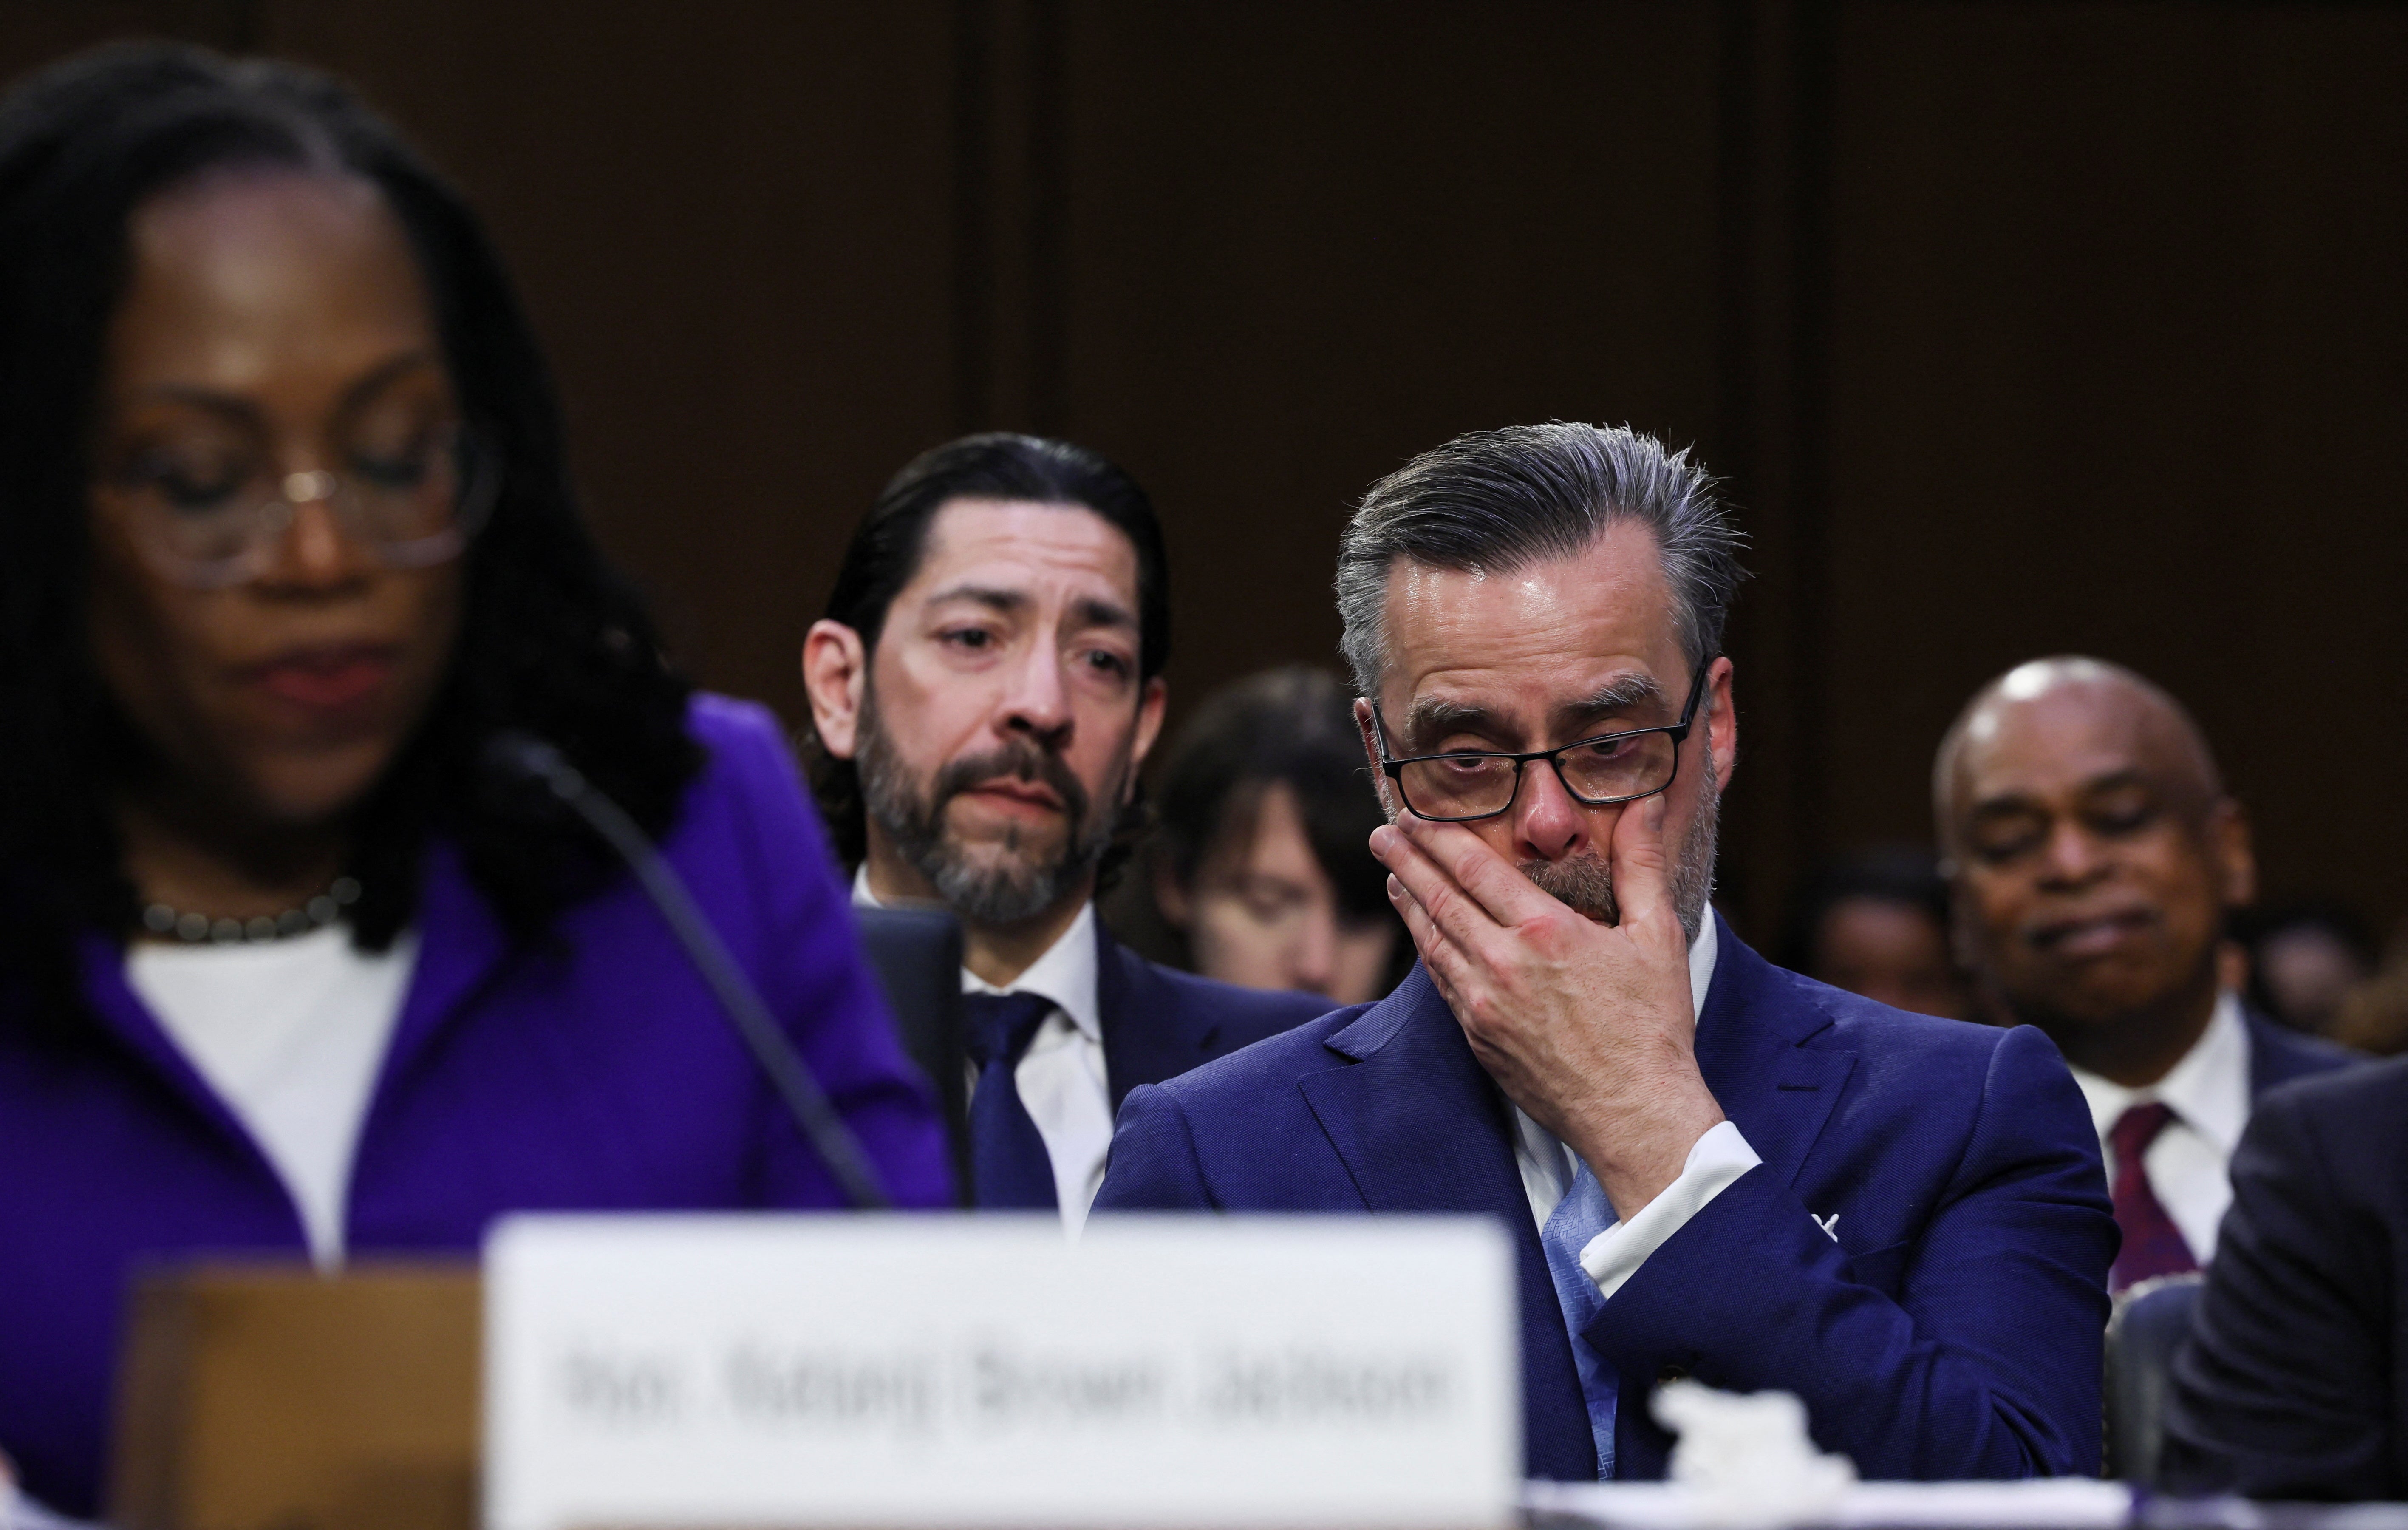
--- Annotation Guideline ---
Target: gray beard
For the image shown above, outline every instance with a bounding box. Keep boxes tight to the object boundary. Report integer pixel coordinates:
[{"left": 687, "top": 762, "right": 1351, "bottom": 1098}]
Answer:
[
  {"left": 1519, "top": 751, "right": 1721, "bottom": 942},
  {"left": 855, "top": 688, "right": 1123, "bottom": 928}
]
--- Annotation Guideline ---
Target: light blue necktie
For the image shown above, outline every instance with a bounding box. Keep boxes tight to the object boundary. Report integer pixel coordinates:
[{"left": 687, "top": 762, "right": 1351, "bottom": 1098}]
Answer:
[{"left": 1539, "top": 1160, "right": 1620, "bottom": 1479}]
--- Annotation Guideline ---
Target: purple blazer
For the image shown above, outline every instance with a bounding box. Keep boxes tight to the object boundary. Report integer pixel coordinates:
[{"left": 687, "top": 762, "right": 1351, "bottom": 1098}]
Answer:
[{"left": 0, "top": 695, "right": 953, "bottom": 1513}]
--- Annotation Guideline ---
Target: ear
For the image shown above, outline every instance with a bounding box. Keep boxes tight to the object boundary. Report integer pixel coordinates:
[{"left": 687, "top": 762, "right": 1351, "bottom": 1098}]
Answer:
[
  {"left": 2209, "top": 796, "right": 2258, "bottom": 908},
  {"left": 1128, "top": 674, "right": 1170, "bottom": 776},
  {"left": 1702, "top": 654, "right": 1738, "bottom": 794},
  {"left": 801, "top": 620, "right": 869, "bottom": 760},
  {"left": 1353, "top": 697, "right": 1401, "bottom": 821}
]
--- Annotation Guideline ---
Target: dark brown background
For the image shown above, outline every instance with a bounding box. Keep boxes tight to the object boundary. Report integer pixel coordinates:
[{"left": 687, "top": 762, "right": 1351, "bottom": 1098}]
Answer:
[{"left": 6, "top": 1, "right": 2403, "bottom": 946}]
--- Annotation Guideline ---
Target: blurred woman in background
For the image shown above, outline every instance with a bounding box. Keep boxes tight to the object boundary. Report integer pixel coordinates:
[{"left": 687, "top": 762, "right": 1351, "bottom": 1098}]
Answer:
[
  {"left": 1782, "top": 846, "right": 1972, "bottom": 1020},
  {"left": 2238, "top": 900, "right": 2377, "bottom": 1037},
  {"left": 0, "top": 45, "right": 947, "bottom": 1513},
  {"left": 1146, "top": 667, "right": 1403, "bottom": 1006}
]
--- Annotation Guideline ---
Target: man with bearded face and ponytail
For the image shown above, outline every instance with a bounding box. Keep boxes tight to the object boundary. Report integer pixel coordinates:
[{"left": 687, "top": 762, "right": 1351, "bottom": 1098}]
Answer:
[
  {"left": 803, "top": 434, "right": 1330, "bottom": 1230},
  {"left": 1094, "top": 423, "right": 2116, "bottom": 1483}
]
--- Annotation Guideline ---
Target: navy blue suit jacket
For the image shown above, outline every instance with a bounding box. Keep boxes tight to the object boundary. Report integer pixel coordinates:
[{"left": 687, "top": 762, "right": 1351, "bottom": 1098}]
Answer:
[
  {"left": 1095, "top": 915, "right": 2117, "bottom": 1481},
  {"left": 1094, "top": 924, "right": 1333, "bottom": 1108}
]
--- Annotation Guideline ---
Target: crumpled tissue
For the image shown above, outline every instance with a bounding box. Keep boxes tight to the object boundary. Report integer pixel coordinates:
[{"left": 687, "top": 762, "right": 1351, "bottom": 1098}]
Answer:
[{"left": 1652, "top": 1380, "right": 1856, "bottom": 1527}]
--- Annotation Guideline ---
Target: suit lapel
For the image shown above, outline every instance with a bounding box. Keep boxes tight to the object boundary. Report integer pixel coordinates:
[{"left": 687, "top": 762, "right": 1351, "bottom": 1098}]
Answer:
[
  {"left": 1298, "top": 966, "right": 1524, "bottom": 1213},
  {"left": 78, "top": 933, "right": 294, "bottom": 1198},
  {"left": 1096, "top": 924, "right": 1211, "bottom": 1113},
  {"left": 1297, "top": 964, "right": 1598, "bottom": 1481},
  {"left": 1694, "top": 916, "right": 1856, "bottom": 1186},
  {"left": 359, "top": 841, "right": 516, "bottom": 1127}
]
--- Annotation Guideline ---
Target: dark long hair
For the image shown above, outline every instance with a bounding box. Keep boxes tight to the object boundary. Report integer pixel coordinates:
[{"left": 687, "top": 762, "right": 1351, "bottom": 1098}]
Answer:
[
  {"left": 0, "top": 43, "right": 699, "bottom": 1028},
  {"left": 1153, "top": 666, "right": 1388, "bottom": 921},
  {"left": 807, "top": 432, "right": 1170, "bottom": 869}
]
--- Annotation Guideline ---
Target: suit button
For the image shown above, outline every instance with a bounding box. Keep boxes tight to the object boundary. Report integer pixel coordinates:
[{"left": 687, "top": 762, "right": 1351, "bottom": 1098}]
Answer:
[{"left": 1657, "top": 1365, "right": 1689, "bottom": 1385}]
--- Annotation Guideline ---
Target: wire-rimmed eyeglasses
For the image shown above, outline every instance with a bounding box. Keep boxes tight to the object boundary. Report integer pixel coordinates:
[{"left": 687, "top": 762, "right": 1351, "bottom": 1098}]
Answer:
[
  {"left": 95, "top": 422, "right": 499, "bottom": 590},
  {"left": 1372, "top": 662, "right": 1712, "bottom": 823}
]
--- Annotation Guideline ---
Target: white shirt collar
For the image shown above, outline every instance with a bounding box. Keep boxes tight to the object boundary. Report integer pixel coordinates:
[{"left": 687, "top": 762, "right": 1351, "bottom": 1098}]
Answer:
[
  {"left": 1686, "top": 912, "right": 1720, "bottom": 1023},
  {"left": 851, "top": 864, "right": 1103, "bottom": 1045},
  {"left": 2067, "top": 989, "right": 2251, "bottom": 1153}
]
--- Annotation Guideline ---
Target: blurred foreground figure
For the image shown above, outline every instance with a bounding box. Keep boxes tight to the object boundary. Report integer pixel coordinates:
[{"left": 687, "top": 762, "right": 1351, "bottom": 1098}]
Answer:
[
  {"left": 2163, "top": 1056, "right": 2408, "bottom": 1497},
  {"left": 1780, "top": 847, "right": 1969, "bottom": 1019},
  {"left": 802, "top": 435, "right": 1326, "bottom": 1228},
  {"left": 1935, "top": 658, "right": 2353, "bottom": 1294},
  {"left": 1100, "top": 424, "right": 2114, "bottom": 1480},
  {"left": 0, "top": 46, "right": 948, "bottom": 1513},
  {"left": 1150, "top": 667, "right": 1404, "bottom": 1005}
]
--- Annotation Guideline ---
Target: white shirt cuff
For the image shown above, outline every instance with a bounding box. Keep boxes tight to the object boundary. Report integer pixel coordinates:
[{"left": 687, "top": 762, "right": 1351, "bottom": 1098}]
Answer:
[{"left": 1577, "top": 1119, "right": 1762, "bottom": 1299}]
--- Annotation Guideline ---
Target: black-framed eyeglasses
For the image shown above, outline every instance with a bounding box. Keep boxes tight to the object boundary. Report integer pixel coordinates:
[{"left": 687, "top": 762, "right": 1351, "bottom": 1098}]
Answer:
[{"left": 1373, "top": 661, "right": 1713, "bottom": 823}]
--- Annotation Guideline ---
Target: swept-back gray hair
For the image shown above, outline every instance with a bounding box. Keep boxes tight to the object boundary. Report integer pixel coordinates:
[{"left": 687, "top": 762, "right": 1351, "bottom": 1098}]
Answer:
[{"left": 1335, "top": 422, "right": 1746, "bottom": 696}]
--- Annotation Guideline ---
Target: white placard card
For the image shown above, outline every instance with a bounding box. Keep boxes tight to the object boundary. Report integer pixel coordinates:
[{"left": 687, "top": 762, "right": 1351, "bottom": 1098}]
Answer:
[{"left": 485, "top": 1214, "right": 1518, "bottom": 1530}]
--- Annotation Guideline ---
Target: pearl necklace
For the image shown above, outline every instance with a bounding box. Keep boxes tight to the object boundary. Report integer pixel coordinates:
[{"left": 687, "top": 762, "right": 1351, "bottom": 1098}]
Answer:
[{"left": 141, "top": 876, "right": 363, "bottom": 945}]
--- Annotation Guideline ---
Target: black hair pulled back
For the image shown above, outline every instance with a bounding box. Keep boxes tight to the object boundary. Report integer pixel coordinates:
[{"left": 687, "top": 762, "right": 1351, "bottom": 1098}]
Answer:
[
  {"left": 808, "top": 431, "right": 1170, "bottom": 869},
  {"left": 0, "top": 42, "right": 699, "bottom": 1033}
]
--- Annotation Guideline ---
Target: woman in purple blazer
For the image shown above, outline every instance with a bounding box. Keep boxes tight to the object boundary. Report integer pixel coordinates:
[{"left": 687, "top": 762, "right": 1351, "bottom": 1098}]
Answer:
[{"left": 0, "top": 45, "right": 951, "bottom": 1513}]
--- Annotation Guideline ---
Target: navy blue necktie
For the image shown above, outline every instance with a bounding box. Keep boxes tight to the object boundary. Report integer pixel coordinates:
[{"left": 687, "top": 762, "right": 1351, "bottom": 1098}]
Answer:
[{"left": 962, "top": 991, "right": 1059, "bottom": 1209}]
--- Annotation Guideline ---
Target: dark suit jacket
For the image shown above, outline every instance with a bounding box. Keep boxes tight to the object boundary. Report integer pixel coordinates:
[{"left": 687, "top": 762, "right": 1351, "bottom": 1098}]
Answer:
[
  {"left": 2244, "top": 1003, "right": 2358, "bottom": 1100},
  {"left": 2163, "top": 1054, "right": 2404, "bottom": 1498},
  {"left": 1095, "top": 915, "right": 2117, "bottom": 1481},
  {"left": 1094, "top": 923, "right": 1334, "bottom": 1106}
]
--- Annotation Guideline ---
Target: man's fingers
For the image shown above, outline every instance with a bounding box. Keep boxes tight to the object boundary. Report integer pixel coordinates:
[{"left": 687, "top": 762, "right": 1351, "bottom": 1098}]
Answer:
[
  {"left": 1397, "top": 813, "right": 1558, "bottom": 928},
  {"left": 1388, "top": 873, "right": 1472, "bottom": 1006},
  {"left": 1607, "top": 790, "right": 1676, "bottom": 930},
  {"left": 1371, "top": 822, "right": 1501, "bottom": 949}
]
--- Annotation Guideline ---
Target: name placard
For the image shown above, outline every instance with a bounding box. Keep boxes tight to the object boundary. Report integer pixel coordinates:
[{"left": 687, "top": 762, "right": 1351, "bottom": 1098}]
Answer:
[{"left": 485, "top": 1214, "right": 1517, "bottom": 1530}]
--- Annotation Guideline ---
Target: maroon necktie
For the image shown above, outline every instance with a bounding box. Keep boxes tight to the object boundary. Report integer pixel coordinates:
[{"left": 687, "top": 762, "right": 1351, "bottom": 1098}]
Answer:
[{"left": 2107, "top": 1101, "right": 2198, "bottom": 1293}]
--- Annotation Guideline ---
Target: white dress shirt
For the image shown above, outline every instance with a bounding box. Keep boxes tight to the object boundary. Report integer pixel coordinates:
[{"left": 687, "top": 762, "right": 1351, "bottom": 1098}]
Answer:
[
  {"left": 854, "top": 868, "right": 1114, "bottom": 1232},
  {"left": 2068, "top": 990, "right": 2250, "bottom": 1263},
  {"left": 128, "top": 927, "right": 420, "bottom": 1268},
  {"left": 1509, "top": 915, "right": 1767, "bottom": 1298}
]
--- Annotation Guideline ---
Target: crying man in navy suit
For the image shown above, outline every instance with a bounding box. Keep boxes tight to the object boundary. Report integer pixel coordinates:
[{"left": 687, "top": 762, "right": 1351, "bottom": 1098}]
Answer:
[{"left": 1096, "top": 422, "right": 2117, "bottom": 1482}]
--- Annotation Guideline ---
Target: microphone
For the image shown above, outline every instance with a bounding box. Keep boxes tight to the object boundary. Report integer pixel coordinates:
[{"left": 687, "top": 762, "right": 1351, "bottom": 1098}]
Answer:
[{"left": 483, "top": 730, "right": 894, "bottom": 1211}]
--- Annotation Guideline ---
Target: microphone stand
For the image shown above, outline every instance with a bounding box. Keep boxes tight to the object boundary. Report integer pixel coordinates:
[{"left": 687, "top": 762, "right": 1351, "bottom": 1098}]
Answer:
[{"left": 488, "top": 732, "right": 893, "bottom": 1211}]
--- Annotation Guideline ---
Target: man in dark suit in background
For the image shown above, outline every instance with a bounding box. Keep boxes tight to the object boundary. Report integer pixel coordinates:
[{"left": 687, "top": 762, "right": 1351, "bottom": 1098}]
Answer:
[
  {"left": 2162, "top": 1055, "right": 2408, "bottom": 1497},
  {"left": 1099, "top": 423, "right": 2117, "bottom": 1480},
  {"left": 1936, "top": 658, "right": 2355, "bottom": 1293},
  {"left": 802, "top": 434, "right": 1328, "bottom": 1229}
]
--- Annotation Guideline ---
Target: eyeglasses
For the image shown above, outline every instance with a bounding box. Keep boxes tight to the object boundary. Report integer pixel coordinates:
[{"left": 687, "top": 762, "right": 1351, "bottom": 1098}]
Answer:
[
  {"left": 1373, "top": 662, "right": 1712, "bottom": 823},
  {"left": 96, "top": 423, "right": 498, "bottom": 589}
]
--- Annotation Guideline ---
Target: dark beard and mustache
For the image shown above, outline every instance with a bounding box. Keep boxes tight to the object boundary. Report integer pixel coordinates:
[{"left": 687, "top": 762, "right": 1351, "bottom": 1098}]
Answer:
[
  {"left": 855, "top": 688, "right": 1126, "bottom": 927},
  {"left": 1516, "top": 751, "right": 1721, "bottom": 941}
]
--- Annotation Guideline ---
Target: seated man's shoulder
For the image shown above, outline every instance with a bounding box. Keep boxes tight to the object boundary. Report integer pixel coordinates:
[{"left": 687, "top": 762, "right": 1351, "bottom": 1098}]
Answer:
[
  {"left": 2253, "top": 1050, "right": 2408, "bottom": 1155},
  {"left": 1152, "top": 999, "right": 1372, "bottom": 1104},
  {"left": 1769, "top": 963, "right": 2029, "bottom": 1068},
  {"left": 1120, "top": 944, "right": 1341, "bottom": 1048},
  {"left": 1753, "top": 962, "right": 2084, "bottom": 1141},
  {"left": 2248, "top": 1007, "right": 2365, "bottom": 1086}
]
